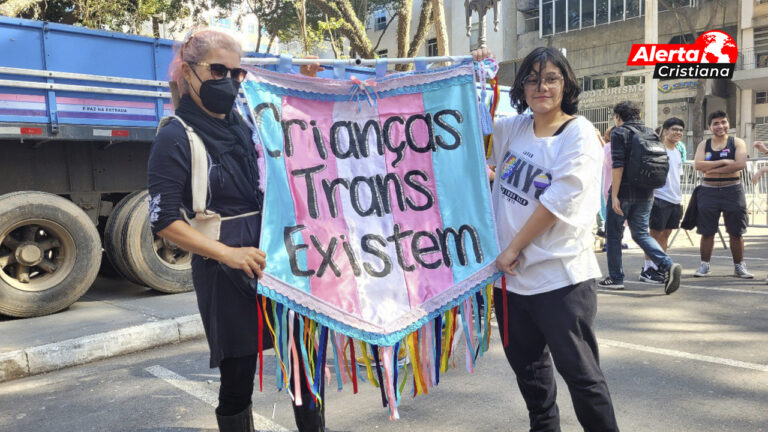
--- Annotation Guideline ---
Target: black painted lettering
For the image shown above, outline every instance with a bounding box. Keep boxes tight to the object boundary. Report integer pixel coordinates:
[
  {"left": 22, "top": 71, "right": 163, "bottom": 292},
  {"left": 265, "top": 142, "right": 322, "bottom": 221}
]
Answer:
[
  {"left": 433, "top": 109, "right": 463, "bottom": 150},
  {"left": 361, "top": 234, "right": 392, "bottom": 278},
  {"left": 386, "top": 224, "right": 415, "bottom": 272},
  {"left": 284, "top": 225, "right": 314, "bottom": 277},
  {"left": 383, "top": 116, "right": 406, "bottom": 167},
  {"left": 321, "top": 177, "right": 350, "bottom": 218},
  {"left": 411, "top": 231, "right": 442, "bottom": 269},
  {"left": 350, "top": 176, "right": 382, "bottom": 217},
  {"left": 281, "top": 119, "right": 307, "bottom": 158},
  {"left": 252, "top": 103, "right": 282, "bottom": 157},
  {"left": 405, "top": 113, "right": 436, "bottom": 153},
  {"left": 436, "top": 224, "right": 483, "bottom": 267},
  {"left": 310, "top": 235, "right": 341, "bottom": 278},
  {"left": 403, "top": 170, "right": 434, "bottom": 211},
  {"left": 375, "top": 173, "right": 406, "bottom": 214},
  {"left": 330, "top": 121, "right": 360, "bottom": 159},
  {"left": 309, "top": 120, "right": 328, "bottom": 160},
  {"left": 291, "top": 164, "right": 326, "bottom": 219},
  {"left": 340, "top": 235, "right": 362, "bottom": 277},
  {"left": 352, "top": 120, "right": 382, "bottom": 158}
]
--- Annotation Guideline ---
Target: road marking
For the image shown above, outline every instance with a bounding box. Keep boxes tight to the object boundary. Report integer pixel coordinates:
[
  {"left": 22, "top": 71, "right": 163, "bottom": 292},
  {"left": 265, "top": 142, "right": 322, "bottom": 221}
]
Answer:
[
  {"left": 599, "top": 339, "right": 768, "bottom": 372},
  {"left": 625, "top": 250, "right": 768, "bottom": 262},
  {"left": 145, "top": 365, "right": 289, "bottom": 432},
  {"left": 617, "top": 281, "right": 768, "bottom": 295},
  {"left": 490, "top": 322, "right": 768, "bottom": 372}
]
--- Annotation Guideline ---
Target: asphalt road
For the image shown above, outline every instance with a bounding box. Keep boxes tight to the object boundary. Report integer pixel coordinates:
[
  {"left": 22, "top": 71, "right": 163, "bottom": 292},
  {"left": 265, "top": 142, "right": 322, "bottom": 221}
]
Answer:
[{"left": 1, "top": 240, "right": 767, "bottom": 432}]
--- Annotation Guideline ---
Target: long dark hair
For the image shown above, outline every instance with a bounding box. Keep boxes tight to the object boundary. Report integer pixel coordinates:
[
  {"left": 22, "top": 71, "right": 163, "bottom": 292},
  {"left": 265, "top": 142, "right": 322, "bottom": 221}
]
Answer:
[{"left": 510, "top": 47, "right": 580, "bottom": 115}]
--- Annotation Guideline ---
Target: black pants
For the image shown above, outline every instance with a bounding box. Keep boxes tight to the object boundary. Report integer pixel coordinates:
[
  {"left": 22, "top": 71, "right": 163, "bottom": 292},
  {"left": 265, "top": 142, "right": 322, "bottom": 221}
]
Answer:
[
  {"left": 217, "top": 317, "right": 326, "bottom": 432},
  {"left": 494, "top": 279, "right": 618, "bottom": 432}
]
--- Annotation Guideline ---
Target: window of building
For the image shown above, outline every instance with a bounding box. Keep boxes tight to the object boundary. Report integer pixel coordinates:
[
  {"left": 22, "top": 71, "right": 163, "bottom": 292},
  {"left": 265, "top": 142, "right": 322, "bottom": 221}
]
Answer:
[
  {"left": 624, "top": 75, "right": 643, "bottom": 86},
  {"left": 374, "top": 8, "right": 387, "bottom": 31},
  {"left": 756, "top": 116, "right": 768, "bottom": 125},
  {"left": 541, "top": 0, "right": 554, "bottom": 36},
  {"left": 377, "top": 49, "right": 388, "bottom": 58},
  {"left": 427, "top": 38, "right": 438, "bottom": 57},
  {"left": 607, "top": 76, "right": 621, "bottom": 88},
  {"left": 592, "top": 78, "right": 605, "bottom": 90},
  {"left": 757, "top": 92, "right": 768, "bottom": 104},
  {"left": 522, "top": 10, "right": 539, "bottom": 33},
  {"left": 596, "top": 0, "right": 609, "bottom": 25},
  {"left": 582, "top": 0, "right": 594, "bottom": 26},
  {"left": 554, "top": 0, "right": 566, "bottom": 33},
  {"left": 540, "top": 0, "right": 693, "bottom": 36},
  {"left": 248, "top": 24, "right": 255, "bottom": 34}
]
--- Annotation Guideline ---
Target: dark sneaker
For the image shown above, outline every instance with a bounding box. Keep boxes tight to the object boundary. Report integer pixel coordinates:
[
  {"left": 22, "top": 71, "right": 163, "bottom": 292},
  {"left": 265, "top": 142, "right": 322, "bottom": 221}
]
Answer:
[
  {"left": 663, "top": 263, "right": 682, "bottom": 295},
  {"left": 598, "top": 277, "right": 624, "bottom": 290},
  {"left": 639, "top": 267, "right": 664, "bottom": 284}
]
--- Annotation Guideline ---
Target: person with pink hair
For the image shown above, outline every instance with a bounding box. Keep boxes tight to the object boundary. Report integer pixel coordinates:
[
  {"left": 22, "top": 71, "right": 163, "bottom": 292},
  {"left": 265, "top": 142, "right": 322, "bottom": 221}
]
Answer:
[{"left": 148, "top": 29, "right": 325, "bottom": 432}]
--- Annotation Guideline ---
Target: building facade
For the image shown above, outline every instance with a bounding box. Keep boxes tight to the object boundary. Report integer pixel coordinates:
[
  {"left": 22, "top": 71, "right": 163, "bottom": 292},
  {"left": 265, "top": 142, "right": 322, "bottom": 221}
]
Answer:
[{"left": 365, "top": 0, "right": 768, "bottom": 156}]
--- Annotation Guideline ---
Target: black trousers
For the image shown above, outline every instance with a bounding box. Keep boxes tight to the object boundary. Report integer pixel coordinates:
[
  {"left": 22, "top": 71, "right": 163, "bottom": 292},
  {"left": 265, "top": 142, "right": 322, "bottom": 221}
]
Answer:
[
  {"left": 494, "top": 279, "right": 619, "bottom": 432},
  {"left": 217, "top": 316, "right": 326, "bottom": 432}
]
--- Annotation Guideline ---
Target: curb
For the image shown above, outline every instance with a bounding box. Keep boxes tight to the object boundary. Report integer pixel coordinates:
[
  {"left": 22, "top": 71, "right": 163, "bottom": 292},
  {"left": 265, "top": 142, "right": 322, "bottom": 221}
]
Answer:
[{"left": 0, "top": 314, "right": 204, "bottom": 383}]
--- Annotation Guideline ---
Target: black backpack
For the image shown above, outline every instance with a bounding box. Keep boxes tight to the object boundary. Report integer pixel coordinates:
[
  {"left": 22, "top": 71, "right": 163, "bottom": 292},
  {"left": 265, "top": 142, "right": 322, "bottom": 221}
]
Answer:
[{"left": 624, "top": 124, "right": 669, "bottom": 189}]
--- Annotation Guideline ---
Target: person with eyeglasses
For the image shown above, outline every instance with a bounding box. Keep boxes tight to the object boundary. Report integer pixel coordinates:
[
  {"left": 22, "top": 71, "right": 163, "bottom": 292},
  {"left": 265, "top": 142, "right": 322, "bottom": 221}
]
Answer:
[
  {"left": 598, "top": 101, "right": 683, "bottom": 293},
  {"left": 638, "top": 118, "right": 688, "bottom": 284},
  {"left": 473, "top": 46, "right": 619, "bottom": 432},
  {"left": 147, "top": 29, "right": 326, "bottom": 432}
]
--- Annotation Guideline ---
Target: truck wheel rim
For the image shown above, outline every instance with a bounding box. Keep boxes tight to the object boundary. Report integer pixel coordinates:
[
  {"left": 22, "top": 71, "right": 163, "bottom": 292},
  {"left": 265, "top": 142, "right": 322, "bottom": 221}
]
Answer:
[
  {"left": 152, "top": 235, "right": 191, "bottom": 270},
  {"left": 0, "top": 219, "right": 77, "bottom": 292}
]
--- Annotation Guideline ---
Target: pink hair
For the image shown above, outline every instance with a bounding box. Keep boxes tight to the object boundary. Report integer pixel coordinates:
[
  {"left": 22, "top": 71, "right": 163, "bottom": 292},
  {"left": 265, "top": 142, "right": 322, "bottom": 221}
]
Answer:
[{"left": 168, "top": 28, "right": 243, "bottom": 95}]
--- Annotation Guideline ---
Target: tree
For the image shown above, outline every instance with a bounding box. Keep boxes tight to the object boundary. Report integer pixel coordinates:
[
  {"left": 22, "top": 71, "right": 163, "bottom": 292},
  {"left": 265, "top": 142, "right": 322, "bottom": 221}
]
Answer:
[
  {"left": 658, "top": 0, "right": 723, "bottom": 146},
  {"left": 1, "top": 0, "right": 190, "bottom": 36}
]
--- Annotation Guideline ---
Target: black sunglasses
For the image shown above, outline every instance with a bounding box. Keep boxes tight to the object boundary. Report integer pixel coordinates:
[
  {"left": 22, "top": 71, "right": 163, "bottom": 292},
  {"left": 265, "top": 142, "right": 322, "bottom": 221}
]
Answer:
[{"left": 189, "top": 62, "right": 248, "bottom": 83}]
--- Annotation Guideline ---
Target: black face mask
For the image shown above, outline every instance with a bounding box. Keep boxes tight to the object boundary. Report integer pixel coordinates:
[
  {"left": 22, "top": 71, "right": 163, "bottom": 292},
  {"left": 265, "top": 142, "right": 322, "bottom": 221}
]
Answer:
[{"left": 191, "top": 69, "right": 239, "bottom": 115}]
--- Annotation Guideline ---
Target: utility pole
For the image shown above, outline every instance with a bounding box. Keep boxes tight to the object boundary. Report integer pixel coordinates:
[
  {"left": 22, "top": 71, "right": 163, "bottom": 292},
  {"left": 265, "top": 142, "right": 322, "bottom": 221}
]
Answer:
[{"left": 644, "top": 0, "right": 658, "bottom": 129}]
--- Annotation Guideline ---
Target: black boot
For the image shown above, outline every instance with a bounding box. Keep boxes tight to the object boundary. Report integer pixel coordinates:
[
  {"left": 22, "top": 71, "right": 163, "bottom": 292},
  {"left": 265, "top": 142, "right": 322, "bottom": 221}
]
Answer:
[
  {"left": 292, "top": 398, "right": 325, "bottom": 432},
  {"left": 216, "top": 404, "right": 255, "bottom": 432}
]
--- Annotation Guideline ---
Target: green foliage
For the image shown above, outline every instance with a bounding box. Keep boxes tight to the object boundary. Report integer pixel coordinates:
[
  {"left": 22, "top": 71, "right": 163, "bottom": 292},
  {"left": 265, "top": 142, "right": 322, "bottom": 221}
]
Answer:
[{"left": 16, "top": 0, "right": 190, "bottom": 35}]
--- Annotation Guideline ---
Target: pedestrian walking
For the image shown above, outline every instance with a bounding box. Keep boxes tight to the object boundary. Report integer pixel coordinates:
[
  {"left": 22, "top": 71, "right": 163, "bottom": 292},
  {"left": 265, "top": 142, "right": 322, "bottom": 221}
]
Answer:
[
  {"left": 598, "top": 101, "right": 682, "bottom": 293},
  {"left": 473, "top": 46, "right": 620, "bottom": 432},
  {"left": 640, "top": 117, "right": 687, "bottom": 284},
  {"left": 147, "top": 29, "right": 326, "bottom": 432},
  {"left": 692, "top": 111, "right": 753, "bottom": 279}
]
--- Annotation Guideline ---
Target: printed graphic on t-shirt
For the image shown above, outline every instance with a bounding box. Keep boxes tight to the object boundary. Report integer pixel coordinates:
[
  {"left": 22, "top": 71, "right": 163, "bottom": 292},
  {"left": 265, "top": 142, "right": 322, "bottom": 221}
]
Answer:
[{"left": 498, "top": 150, "right": 552, "bottom": 206}]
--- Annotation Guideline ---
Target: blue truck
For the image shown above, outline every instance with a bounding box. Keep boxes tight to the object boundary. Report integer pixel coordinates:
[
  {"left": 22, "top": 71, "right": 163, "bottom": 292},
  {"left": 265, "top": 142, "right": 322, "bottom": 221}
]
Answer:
[{"left": 0, "top": 16, "right": 187, "bottom": 317}]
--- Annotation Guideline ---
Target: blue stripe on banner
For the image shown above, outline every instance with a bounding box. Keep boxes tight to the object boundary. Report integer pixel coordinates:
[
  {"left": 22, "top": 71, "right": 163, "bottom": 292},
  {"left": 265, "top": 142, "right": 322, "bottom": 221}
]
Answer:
[
  {"left": 422, "top": 83, "right": 499, "bottom": 283},
  {"left": 242, "top": 81, "right": 310, "bottom": 293}
]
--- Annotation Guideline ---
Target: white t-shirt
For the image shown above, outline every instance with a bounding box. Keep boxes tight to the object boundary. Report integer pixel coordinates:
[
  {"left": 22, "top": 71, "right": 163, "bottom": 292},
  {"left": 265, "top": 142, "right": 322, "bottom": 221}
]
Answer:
[
  {"left": 491, "top": 115, "right": 603, "bottom": 295},
  {"left": 653, "top": 145, "right": 683, "bottom": 204}
]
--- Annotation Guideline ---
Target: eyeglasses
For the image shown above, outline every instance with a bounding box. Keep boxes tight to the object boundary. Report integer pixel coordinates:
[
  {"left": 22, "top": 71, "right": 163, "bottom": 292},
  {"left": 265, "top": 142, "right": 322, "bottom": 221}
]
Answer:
[
  {"left": 189, "top": 62, "right": 248, "bottom": 83},
  {"left": 522, "top": 74, "right": 564, "bottom": 90},
  {"left": 668, "top": 127, "right": 684, "bottom": 133}
]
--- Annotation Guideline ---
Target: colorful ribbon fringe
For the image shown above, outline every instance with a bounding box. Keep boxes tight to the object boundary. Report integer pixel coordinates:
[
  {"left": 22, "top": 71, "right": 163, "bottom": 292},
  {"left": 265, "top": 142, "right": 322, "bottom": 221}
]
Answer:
[{"left": 257, "top": 283, "right": 495, "bottom": 420}]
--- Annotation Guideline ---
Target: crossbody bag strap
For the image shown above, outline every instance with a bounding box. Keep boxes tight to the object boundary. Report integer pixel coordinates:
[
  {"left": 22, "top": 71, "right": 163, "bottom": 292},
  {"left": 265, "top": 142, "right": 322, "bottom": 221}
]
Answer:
[{"left": 159, "top": 115, "right": 209, "bottom": 215}]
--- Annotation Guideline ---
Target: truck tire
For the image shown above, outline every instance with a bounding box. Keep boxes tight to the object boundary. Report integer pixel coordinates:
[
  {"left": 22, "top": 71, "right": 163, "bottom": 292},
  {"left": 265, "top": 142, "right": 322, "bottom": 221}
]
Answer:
[
  {"left": 0, "top": 191, "right": 101, "bottom": 317},
  {"left": 104, "top": 191, "right": 148, "bottom": 286},
  {"left": 121, "top": 194, "right": 193, "bottom": 293}
]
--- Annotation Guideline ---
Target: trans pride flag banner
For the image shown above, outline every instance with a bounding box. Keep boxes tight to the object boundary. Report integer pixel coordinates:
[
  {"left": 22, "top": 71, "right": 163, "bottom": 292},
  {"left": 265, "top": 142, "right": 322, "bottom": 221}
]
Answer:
[{"left": 242, "top": 61, "right": 501, "bottom": 417}]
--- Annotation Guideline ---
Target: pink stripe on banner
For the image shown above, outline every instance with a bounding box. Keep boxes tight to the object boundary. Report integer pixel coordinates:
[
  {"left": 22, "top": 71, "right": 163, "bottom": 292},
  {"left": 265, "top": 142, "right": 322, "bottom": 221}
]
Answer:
[
  {"left": 0, "top": 94, "right": 46, "bottom": 102},
  {"left": 281, "top": 96, "right": 361, "bottom": 316},
  {"left": 378, "top": 93, "right": 454, "bottom": 306},
  {"left": 56, "top": 97, "right": 155, "bottom": 109}
]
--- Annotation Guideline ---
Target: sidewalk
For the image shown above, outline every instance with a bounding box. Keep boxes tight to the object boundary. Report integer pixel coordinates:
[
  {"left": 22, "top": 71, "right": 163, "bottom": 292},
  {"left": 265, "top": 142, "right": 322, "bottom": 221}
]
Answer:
[{"left": 0, "top": 276, "right": 204, "bottom": 382}]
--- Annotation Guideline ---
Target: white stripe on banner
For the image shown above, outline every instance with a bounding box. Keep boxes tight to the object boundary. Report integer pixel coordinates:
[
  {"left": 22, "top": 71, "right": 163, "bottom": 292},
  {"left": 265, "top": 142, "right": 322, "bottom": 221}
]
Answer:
[
  {"left": 0, "top": 100, "right": 47, "bottom": 110},
  {"left": 332, "top": 100, "right": 411, "bottom": 326},
  {"left": 56, "top": 103, "right": 155, "bottom": 116}
]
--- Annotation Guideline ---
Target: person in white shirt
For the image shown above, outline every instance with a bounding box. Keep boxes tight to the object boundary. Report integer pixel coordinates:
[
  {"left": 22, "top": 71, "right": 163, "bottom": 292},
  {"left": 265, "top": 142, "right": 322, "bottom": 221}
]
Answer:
[
  {"left": 472, "top": 46, "right": 618, "bottom": 432},
  {"left": 639, "top": 117, "right": 687, "bottom": 284}
]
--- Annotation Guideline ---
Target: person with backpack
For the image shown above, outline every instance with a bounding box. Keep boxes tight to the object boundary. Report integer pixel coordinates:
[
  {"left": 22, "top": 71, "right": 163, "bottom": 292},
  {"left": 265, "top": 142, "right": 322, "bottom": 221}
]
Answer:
[
  {"left": 598, "top": 101, "right": 682, "bottom": 293},
  {"left": 692, "top": 111, "right": 753, "bottom": 279},
  {"left": 639, "top": 117, "right": 687, "bottom": 284}
]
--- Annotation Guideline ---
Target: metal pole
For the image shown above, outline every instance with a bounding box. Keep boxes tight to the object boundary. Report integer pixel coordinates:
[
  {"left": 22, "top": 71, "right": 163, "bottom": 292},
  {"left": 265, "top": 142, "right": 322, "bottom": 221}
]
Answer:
[
  {"left": 241, "top": 55, "right": 473, "bottom": 66},
  {"left": 644, "top": 0, "right": 658, "bottom": 129}
]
